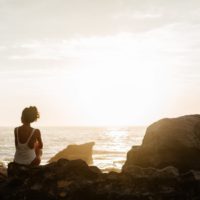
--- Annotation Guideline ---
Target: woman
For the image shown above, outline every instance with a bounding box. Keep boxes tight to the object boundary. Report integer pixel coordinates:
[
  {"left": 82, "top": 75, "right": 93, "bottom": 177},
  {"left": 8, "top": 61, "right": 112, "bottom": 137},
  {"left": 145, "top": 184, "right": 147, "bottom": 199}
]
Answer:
[{"left": 14, "top": 106, "right": 43, "bottom": 166}]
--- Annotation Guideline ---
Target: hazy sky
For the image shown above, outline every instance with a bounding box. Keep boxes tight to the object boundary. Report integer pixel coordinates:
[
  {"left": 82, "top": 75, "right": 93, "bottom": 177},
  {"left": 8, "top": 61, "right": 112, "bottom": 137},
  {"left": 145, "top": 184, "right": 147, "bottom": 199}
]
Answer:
[{"left": 0, "top": 0, "right": 200, "bottom": 126}]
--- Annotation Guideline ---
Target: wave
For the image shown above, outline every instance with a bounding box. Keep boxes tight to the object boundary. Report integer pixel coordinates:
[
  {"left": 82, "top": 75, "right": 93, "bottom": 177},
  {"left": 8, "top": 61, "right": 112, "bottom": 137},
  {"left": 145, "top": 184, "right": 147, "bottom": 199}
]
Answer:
[{"left": 93, "top": 150, "right": 126, "bottom": 155}]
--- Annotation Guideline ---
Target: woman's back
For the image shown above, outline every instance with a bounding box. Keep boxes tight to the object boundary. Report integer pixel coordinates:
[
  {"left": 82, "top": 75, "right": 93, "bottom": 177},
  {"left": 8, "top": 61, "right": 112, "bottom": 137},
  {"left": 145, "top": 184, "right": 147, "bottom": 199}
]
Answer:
[
  {"left": 14, "top": 127, "right": 36, "bottom": 165},
  {"left": 15, "top": 126, "right": 37, "bottom": 148}
]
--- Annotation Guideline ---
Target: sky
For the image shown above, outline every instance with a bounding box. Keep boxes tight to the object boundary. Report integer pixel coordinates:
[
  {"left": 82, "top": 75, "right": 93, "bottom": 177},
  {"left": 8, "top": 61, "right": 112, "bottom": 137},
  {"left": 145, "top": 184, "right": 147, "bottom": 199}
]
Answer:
[{"left": 0, "top": 0, "right": 200, "bottom": 126}]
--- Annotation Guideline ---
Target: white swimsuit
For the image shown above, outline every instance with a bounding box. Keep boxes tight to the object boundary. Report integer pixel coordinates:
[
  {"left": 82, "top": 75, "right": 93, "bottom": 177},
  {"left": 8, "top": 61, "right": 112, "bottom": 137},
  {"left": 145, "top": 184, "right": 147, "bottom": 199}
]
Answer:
[{"left": 14, "top": 128, "right": 36, "bottom": 165}]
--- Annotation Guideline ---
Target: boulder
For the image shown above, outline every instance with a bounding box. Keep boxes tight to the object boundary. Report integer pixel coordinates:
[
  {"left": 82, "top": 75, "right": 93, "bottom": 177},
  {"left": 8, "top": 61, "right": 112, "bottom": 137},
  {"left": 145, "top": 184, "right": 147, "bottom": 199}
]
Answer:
[
  {"left": 49, "top": 142, "right": 95, "bottom": 165},
  {"left": 123, "top": 115, "right": 200, "bottom": 172}
]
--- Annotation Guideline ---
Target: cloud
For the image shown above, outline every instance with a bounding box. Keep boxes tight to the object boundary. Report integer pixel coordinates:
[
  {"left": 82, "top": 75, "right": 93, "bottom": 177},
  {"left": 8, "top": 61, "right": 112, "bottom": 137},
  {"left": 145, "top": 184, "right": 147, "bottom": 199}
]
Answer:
[
  {"left": 113, "top": 12, "right": 163, "bottom": 20},
  {"left": 0, "top": 0, "right": 200, "bottom": 42},
  {"left": 0, "top": 19, "right": 199, "bottom": 72},
  {"left": 0, "top": 0, "right": 200, "bottom": 85}
]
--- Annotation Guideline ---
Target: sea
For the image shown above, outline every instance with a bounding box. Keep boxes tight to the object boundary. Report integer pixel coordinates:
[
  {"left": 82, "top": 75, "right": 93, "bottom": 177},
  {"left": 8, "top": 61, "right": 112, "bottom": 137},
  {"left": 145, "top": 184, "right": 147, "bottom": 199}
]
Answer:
[{"left": 0, "top": 126, "right": 146, "bottom": 172}]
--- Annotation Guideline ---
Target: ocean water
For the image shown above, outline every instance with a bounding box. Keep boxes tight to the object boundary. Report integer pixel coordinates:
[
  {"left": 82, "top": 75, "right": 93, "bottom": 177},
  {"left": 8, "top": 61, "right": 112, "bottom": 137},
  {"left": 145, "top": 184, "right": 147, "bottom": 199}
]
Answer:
[{"left": 0, "top": 126, "right": 146, "bottom": 171}]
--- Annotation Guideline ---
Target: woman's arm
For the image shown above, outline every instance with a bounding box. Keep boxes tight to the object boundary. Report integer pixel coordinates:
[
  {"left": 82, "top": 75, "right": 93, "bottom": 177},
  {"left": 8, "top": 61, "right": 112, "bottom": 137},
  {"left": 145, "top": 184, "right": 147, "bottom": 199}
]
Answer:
[{"left": 35, "top": 129, "right": 43, "bottom": 149}]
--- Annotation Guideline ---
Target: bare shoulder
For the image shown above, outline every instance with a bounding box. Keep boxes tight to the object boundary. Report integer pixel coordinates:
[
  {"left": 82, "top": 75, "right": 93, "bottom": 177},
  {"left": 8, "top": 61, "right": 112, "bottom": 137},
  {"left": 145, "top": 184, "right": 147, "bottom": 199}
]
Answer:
[
  {"left": 14, "top": 127, "right": 19, "bottom": 131},
  {"left": 14, "top": 126, "right": 22, "bottom": 132},
  {"left": 34, "top": 129, "right": 41, "bottom": 137}
]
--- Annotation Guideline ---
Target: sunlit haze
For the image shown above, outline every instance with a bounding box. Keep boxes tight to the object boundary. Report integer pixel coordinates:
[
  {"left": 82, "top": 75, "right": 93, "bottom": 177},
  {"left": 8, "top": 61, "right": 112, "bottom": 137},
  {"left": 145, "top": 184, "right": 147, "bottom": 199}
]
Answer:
[{"left": 0, "top": 0, "right": 200, "bottom": 126}]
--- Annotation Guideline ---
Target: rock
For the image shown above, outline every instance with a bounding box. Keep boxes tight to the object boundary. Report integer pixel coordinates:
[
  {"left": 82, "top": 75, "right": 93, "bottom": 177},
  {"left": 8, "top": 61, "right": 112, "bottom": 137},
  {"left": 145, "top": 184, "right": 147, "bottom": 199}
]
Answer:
[
  {"left": 123, "top": 165, "right": 179, "bottom": 179},
  {"left": 49, "top": 142, "right": 95, "bottom": 165},
  {"left": 181, "top": 170, "right": 200, "bottom": 183},
  {"left": 107, "top": 171, "right": 120, "bottom": 181},
  {"left": 123, "top": 115, "right": 200, "bottom": 172},
  {"left": 0, "top": 162, "right": 7, "bottom": 184},
  {"left": 0, "top": 161, "right": 7, "bottom": 177},
  {"left": 57, "top": 180, "right": 72, "bottom": 188},
  {"left": 2, "top": 159, "right": 101, "bottom": 200},
  {"left": 180, "top": 170, "right": 200, "bottom": 196},
  {"left": 8, "top": 159, "right": 100, "bottom": 181},
  {"left": 89, "top": 166, "right": 102, "bottom": 174},
  {"left": 1, "top": 158, "right": 200, "bottom": 199}
]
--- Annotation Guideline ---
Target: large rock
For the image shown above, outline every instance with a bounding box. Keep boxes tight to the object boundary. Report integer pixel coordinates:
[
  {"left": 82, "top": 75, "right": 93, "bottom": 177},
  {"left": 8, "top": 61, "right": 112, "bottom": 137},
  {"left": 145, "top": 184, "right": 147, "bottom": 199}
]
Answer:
[
  {"left": 123, "top": 115, "right": 200, "bottom": 172},
  {"left": 49, "top": 142, "right": 95, "bottom": 165}
]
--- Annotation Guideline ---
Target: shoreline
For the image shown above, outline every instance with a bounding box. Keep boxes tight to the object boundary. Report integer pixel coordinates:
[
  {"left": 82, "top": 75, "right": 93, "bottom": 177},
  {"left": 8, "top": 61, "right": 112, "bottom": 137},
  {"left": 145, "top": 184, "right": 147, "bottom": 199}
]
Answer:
[{"left": 1, "top": 158, "right": 200, "bottom": 200}]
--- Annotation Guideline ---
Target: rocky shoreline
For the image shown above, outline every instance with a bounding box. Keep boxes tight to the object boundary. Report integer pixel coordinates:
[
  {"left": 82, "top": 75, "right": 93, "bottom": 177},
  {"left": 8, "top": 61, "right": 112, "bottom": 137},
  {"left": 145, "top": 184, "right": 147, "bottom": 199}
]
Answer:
[
  {"left": 0, "top": 159, "right": 200, "bottom": 200},
  {"left": 1, "top": 115, "right": 200, "bottom": 200}
]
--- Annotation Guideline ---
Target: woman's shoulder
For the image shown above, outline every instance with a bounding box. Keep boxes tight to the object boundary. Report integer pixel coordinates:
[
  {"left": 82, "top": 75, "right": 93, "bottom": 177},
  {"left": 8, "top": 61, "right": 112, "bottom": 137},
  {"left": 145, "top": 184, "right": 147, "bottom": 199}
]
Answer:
[
  {"left": 14, "top": 126, "right": 23, "bottom": 130},
  {"left": 14, "top": 126, "right": 20, "bottom": 133},
  {"left": 34, "top": 128, "right": 41, "bottom": 136},
  {"left": 34, "top": 128, "right": 41, "bottom": 132}
]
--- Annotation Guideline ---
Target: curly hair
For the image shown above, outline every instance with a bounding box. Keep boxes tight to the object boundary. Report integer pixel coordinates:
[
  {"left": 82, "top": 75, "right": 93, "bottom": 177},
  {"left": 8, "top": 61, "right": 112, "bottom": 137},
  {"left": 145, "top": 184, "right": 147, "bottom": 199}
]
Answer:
[{"left": 21, "top": 106, "right": 40, "bottom": 123}]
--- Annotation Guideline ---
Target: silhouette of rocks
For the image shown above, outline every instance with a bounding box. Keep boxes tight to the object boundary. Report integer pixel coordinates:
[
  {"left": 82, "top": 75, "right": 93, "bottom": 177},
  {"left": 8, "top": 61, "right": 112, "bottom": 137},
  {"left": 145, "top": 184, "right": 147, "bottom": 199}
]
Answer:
[
  {"left": 123, "top": 115, "right": 200, "bottom": 172},
  {"left": 49, "top": 142, "right": 95, "bottom": 164},
  {"left": 0, "top": 158, "right": 199, "bottom": 200}
]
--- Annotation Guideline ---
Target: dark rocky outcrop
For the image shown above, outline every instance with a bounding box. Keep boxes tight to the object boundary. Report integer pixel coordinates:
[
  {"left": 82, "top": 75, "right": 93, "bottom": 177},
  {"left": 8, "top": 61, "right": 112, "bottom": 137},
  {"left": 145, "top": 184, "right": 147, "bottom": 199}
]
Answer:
[
  {"left": 49, "top": 142, "right": 94, "bottom": 165},
  {"left": 1, "top": 159, "right": 200, "bottom": 200},
  {"left": 123, "top": 115, "right": 200, "bottom": 172},
  {"left": 2, "top": 159, "right": 101, "bottom": 200}
]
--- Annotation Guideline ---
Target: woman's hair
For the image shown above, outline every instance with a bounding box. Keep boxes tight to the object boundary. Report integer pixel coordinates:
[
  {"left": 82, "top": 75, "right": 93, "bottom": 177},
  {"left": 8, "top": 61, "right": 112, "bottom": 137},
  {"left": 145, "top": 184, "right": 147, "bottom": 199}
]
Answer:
[{"left": 21, "top": 106, "right": 40, "bottom": 123}]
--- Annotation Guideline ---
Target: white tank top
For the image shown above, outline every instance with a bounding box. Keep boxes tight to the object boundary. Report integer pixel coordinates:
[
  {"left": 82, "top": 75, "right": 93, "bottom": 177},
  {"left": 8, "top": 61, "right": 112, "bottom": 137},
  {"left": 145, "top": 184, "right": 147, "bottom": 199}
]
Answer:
[{"left": 14, "top": 128, "right": 36, "bottom": 165}]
